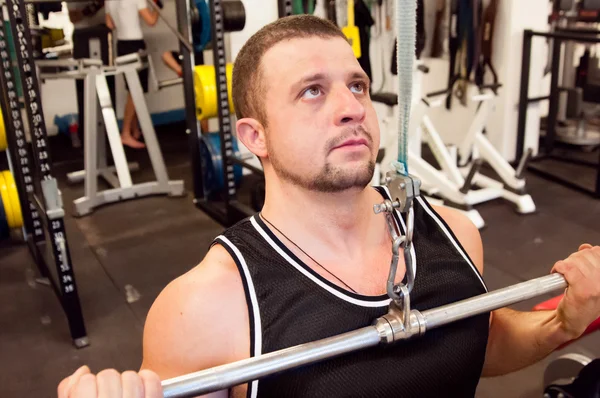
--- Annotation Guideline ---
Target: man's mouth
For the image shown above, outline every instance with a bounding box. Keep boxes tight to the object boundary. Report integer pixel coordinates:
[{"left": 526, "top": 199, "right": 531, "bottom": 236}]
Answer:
[{"left": 332, "top": 138, "right": 369, "bottom": 150}]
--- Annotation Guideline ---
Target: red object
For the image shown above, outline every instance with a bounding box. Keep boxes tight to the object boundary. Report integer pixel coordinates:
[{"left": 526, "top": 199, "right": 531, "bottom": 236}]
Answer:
[{"left": 533, "top": 294, "right": 600, "bottom": 348}]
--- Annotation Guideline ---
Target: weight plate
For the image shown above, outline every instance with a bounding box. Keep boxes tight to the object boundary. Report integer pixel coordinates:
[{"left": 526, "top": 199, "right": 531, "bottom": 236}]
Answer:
[
  {"left": 199, "top": 132, "right": 242, "bottom": 197},
  {"left": 0, "top": 171, "right": 15, "bottom": 229},
  {"left": 0, "top": 110, "right": 7, "bottom": 151},
  {"left": 2, "top": 171, "right": 22, "bottom": 228},
  {"left": 194, "top": 64, "right": 234, "bottom": 120},
  {"left": 0, "top": 189, "right": 9, "bottom": 239}
]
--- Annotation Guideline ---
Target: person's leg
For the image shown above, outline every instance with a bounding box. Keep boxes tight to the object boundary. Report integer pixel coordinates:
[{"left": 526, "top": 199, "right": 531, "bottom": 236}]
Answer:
[
  {"left": 121, "top": 93, "right": 145, "bottom": 148},
  {"left": 117, "top": 40, "right": 145, "bottom": 148},
  {"left": 132, "top": 49, "right": 150, "bottom": 141},
  {"left": 132, "top": 115, "right": 142, "bottom": 140},
  {"left": 162, "top": 51, "right": 183, "bottom": 76}
]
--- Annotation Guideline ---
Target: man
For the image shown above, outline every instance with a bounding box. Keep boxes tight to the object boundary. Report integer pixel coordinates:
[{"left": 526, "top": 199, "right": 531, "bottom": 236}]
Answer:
[
  {"left": 67, "top": 0, "right": 114, "bottom": 146},
  {"left": 58, "top": 15, "right": 600, "bottom": 397},
  {"left": 105, "top": 0, "right": 159, "bottom": 149}
]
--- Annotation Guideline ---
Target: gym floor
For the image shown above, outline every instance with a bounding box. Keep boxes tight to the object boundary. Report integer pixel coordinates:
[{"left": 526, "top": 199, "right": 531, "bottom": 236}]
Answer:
[{"left": 1, "top": 125, "right": 599, "bottom": 397}]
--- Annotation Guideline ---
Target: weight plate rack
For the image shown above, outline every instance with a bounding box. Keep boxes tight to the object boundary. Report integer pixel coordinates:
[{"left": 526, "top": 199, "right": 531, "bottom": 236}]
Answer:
[
  {"left": 185, "top": 0, "right": 255, "bottom": 226},
  {"left": 211, "top": 0, "right": 236, "bottom": 203},
  {"left": 0, "top": 0, "right": 88, "bottom": 348}
]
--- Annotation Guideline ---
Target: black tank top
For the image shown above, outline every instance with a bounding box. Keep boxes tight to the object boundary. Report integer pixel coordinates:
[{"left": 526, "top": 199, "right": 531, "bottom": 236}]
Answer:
[{"left": 213, "top": 188, "right": 489, "bottom": 398}]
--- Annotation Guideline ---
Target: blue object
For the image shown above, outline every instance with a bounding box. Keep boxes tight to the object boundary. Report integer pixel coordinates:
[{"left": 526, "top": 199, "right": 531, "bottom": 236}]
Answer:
[
  {"left": 193, "top": 0, "right": 211, "bottom": 53},
  {"left": 0, "top": 192, "right": 9, "bottom": 240},
  {"left": 199, "top": 132, "right": 242, "bottom": 197},
  {"left": 53, "top": 113, "right": 78, "bottom": 135}
]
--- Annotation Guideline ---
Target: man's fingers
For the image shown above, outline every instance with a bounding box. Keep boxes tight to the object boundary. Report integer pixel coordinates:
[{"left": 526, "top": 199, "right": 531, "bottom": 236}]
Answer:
[
  {"left": 71, "top": 373, "right": 98, "bottom": 398},
  {"left": 579, "top": 243, "right": 593, "bottom": 251},
  {"left": 97, "top": 369, "right": 122, "bottom": 398},
  {"left": 58, "top": 365, "right": 91, "bottom": 398},
  {"left": 139, "top": 370, "right": 163, "bottom": 398},
  {"left": 121, "top": 371, "right": 144, "bottom": 398}
]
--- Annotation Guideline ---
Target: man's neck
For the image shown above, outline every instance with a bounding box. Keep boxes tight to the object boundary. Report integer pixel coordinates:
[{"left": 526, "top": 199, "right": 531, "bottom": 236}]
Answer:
[{"left": 260, "top": 179, "right": 388, "bottom": 262}]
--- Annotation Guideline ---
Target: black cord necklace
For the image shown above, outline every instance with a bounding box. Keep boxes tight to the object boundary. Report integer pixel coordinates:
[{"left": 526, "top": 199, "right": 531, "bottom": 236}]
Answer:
[{"left": 260, "top": 213, "right": 358, "bottom": 294}]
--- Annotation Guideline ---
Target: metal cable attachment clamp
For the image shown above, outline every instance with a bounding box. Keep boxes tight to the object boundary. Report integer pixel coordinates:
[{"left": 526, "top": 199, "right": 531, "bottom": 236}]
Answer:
[{"left": 373, "top": 172, "right": 421, "bottom": 336}]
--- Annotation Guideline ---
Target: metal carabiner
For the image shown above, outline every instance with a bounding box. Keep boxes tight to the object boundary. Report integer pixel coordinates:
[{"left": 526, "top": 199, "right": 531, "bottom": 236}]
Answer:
[
  {"left": 386, "top": 235, "right": 406, "bottom": 302},
  {"left": 386, "top": 236, "right": 414, "bottom": 301}
]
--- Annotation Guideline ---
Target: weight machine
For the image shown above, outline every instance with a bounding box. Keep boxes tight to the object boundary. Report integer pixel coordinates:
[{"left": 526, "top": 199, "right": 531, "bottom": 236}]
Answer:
[
  {"left": 375, "top": 67, "right": 536, "bottom": 229},
  {"left": 171, "top": 0, "right": 279, "bottom": 227},
  {"left": 517, "top": 28, "right": 600, "bottom": 198},
  {"left": 0, "top": 0, "right": 88, "bottom": 347}
]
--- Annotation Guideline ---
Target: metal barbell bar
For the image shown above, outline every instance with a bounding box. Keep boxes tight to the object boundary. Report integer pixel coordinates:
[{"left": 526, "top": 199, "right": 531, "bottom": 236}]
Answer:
[{"left": 161, "top": 273, "right": 567, "bottom": 398}]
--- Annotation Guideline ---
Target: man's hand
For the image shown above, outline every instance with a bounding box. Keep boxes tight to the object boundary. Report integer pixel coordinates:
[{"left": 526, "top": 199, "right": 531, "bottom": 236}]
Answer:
[
  {"left": 552, "top": 244, "right": 600, "bottom": 340},
  {"left": 57, "top": 365, "right": 163, "bottom": 398}
]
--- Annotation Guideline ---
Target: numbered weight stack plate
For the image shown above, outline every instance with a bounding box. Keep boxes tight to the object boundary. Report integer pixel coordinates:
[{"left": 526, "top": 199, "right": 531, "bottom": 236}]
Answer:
[{"left": 199, "top": 132, "right": 242, "bottom": 198}]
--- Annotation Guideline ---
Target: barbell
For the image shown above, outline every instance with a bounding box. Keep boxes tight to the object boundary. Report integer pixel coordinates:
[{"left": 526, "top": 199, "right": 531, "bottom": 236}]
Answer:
[{"left": 160, "top": 273, "right": 569, "bottom": 397}]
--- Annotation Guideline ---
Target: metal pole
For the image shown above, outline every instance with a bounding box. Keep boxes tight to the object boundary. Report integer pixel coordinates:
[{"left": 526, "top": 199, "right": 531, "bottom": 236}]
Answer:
[
  {"left": 516, "top": 30, "right": 533, "bottom": 162},
  {"left": 146, "top": 0, "right": 194, "bottom": 52},
  {"left": 162, "top": 328, "right": 381, "bottom": 398},
  {"left": 546, "top": 37, "right": 563, "bottom": 154},
  {"left": 423, "top": 274, "right": 566, "bottom": 329},
  {"left": 161, "top": 273, "right": 567, "bottom": 397}
]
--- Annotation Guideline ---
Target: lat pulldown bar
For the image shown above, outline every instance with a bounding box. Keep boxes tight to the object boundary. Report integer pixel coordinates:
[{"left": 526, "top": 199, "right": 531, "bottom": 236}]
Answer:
[{"left": 161, "top": 273, "right": 567, "bottom": 398}]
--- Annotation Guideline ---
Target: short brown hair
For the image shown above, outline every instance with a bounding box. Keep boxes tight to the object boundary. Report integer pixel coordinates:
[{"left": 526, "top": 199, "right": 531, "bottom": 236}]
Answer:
[{"left": 232, "top": 15, "right": 348, "bottom": 125}]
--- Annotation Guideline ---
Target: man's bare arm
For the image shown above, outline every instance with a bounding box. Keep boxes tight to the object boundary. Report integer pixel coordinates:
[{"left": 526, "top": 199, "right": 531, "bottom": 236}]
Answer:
[
  {"left": 435, "top": 205, "right": 600, "bottom": 378},
  {"left": 140, "top": 244, "right": 250, "bottom": 396}
]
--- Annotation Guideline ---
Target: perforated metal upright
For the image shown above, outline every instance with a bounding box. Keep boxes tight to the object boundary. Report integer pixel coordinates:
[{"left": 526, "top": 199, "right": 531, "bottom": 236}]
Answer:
[
  {"left": 278, "top": 0, "right": 293, "bottom": 17},
  {"left": 0, "top": 0, "right": 88, "bottom": 348},
  {"left": 178, "top": 0, "right": 254, "bottom": 226}
]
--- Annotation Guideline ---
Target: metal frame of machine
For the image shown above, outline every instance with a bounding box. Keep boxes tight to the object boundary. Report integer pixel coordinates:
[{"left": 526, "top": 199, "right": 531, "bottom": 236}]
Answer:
[
  {"left": 517, "top": 29, "right": 600, "bottom": 198},
  {"left": 0, "top": 0, "right": 88, "bottom": 348}
]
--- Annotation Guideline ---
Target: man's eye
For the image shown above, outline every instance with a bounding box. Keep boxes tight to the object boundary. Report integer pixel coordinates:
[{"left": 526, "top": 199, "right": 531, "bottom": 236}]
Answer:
[
  {"left": 302, "top": 86, "right": 322, "bottom": 99},
  {"left": 350, "top": 82, "right": 365, "bottom": 94}
]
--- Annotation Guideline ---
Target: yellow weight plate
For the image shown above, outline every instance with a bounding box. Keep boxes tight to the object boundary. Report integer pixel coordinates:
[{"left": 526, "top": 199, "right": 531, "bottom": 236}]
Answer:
[
  {"left": 2, "top": 171, "right": 22, "bottom": 228},
  {"left": 0, "top": 172, "right": 15, "bottom": 229},
  {"left": 194, "top": 63, "right": 234, "bottom": 120},
  {"left": 0, "top": 109, "right": 7, "bottom": 151}
]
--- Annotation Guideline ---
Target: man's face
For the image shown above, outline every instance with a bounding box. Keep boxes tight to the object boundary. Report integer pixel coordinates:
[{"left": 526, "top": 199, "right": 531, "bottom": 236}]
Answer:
[{"left": 260, "top": 37, "right": 379, "bottom": 193}]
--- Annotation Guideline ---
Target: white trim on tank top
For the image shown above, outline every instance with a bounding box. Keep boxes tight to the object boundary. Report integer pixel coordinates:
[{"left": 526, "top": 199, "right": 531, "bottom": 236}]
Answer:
[
  {"left": 415, "top": 195, "right": 488, "bottom": 291},
  {"left": 215, "top": 235, "right": 262, "bottom": 398},
  {"left": 249, "top": 214, "right": 418, "bottom": 308}
]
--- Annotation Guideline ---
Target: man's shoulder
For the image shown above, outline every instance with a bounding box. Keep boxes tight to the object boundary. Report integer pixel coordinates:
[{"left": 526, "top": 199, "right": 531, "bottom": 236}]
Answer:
[
  {"left": 152, "top": 244, "right": 242, "bottom": 315},
  {"left": 429, "top": 203, "right": 484, "bottom": 273},
  {"left": 141, "top": 244, "right": 249, "bottom": 377}
]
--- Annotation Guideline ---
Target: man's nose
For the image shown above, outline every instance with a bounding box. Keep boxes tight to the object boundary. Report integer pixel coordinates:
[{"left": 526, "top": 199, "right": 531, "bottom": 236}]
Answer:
[{"left": 332, "top": 85, "right": 366, "bottom": 126}]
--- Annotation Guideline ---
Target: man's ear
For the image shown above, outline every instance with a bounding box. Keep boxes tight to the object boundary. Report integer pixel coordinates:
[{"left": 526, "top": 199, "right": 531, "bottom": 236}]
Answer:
[{"left": 236, "top": 117, "right": 268, "bottom": 158}]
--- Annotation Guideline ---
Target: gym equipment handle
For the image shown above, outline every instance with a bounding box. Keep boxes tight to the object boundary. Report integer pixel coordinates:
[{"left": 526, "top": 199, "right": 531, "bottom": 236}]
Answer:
[{"left": 161, "top": 273, "right": 567, "bottom": 397}]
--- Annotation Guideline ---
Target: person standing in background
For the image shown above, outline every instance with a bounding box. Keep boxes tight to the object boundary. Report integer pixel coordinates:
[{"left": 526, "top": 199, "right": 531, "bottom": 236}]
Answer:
[
  {"left": 105, "top": 0, "right": 159, "bottom": 149},
  {"left": 68, "top": 0, "right": 114, "bottom": 146}
]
